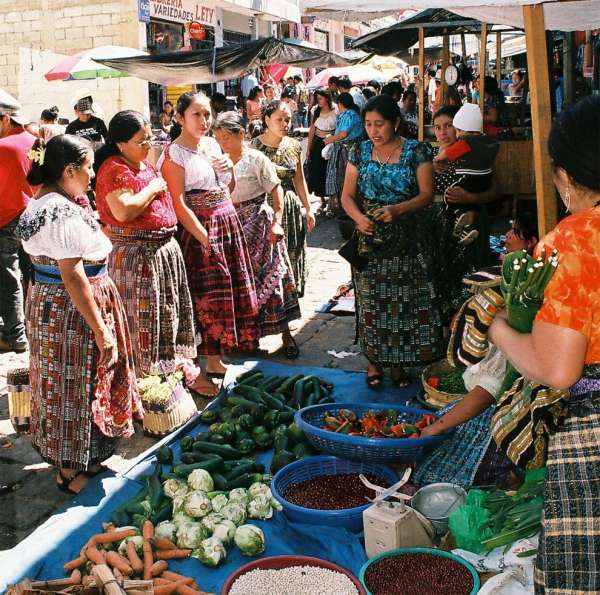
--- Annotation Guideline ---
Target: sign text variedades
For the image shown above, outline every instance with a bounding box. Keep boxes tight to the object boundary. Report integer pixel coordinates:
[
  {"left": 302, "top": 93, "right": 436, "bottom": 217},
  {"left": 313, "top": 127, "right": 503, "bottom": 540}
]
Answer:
[{"left": 150, "top": 0, "right": 216, "bottom": 26}]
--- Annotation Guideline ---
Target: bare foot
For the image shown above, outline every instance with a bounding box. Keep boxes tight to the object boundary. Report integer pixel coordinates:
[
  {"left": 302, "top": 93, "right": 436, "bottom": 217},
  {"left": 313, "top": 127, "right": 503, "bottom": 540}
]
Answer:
[
  {"left": 366, "top": 363, "right": 383, "bottom": 388},
  {"left": 189, "top": 373, "right": 219, "bottom": 397},
  {"left": 391, "top": 367, "right": 412, "bottom": 388},
  {"left": 56, "top": 469, "right": 89, "bottom": 494}
]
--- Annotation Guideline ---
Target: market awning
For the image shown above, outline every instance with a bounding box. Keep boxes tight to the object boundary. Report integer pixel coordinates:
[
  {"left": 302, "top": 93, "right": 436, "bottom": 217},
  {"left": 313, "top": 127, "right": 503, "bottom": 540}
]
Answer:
[{"left": 93, "top": 37, "right": 350, "bottom": 86}]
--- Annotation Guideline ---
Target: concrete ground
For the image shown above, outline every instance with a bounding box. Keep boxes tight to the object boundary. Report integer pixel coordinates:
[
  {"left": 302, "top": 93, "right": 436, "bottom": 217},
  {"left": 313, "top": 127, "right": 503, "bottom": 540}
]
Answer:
[{"left": 0, "top": 209, "right": 368, "bottom": 552}]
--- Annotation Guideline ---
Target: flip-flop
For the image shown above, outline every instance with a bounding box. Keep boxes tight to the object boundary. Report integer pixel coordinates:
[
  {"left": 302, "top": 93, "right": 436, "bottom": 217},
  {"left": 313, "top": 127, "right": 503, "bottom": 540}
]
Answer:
[
  {"left": 56, "top": 471, "right": 86, "bottom": 495},
  {"left": 283, "top": 336, "right": 300, "bottom": 360},
  {"left": 366, "top": 372, "right": 383, "bottom": 389}
]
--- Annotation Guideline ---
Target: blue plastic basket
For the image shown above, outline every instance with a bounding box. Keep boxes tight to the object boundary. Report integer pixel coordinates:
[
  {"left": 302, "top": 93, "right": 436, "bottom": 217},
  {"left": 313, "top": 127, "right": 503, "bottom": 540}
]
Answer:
[
  {"left": 359, "top": 547, "right": 480, "bottom": 595},
  {"left": 295, "top": 402, "right": 451, "bottom": 463},
  {"left": 271, "top": 455, "right": 398, "bottom": 532}
]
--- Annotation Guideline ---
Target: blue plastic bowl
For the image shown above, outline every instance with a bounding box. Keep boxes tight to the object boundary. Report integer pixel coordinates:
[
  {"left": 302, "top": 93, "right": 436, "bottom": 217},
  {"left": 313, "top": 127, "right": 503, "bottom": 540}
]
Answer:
[
  {"left": 359, "top": 547, "right": 480, "bottom": 595},
  {"left": 271, "top": 455, "right": 398, "bottom": 532},
  {"left": 295, "top": 402, "right": 451, "bottom": 463}
]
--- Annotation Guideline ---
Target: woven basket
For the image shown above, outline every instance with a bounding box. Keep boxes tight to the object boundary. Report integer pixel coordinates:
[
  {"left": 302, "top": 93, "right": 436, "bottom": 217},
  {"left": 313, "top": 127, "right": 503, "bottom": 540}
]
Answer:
[
  {"left": 7, "top": 367, "right": 31, "bottom": 433},
  {"left": 142, "top": 382, "right": 197, "bottom": 436},
  {"left": 422, "top": 360, "right": 467, "bottom": 408}
]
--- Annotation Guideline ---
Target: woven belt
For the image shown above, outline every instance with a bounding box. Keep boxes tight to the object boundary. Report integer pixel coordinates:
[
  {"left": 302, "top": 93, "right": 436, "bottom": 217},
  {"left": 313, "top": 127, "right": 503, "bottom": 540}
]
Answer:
[{"left": 33, "top": 263, "right": 107, "bottom": 284}]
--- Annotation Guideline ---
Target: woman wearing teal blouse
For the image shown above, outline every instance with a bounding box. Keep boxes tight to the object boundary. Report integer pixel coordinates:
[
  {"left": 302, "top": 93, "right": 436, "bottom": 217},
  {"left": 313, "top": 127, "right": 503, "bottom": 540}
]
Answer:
[
  {"left": 325, "top": 92, "right": 364, "bottom": 204},
  {"left": 342, "top": 94, "right": 443, "bottom": 388}
]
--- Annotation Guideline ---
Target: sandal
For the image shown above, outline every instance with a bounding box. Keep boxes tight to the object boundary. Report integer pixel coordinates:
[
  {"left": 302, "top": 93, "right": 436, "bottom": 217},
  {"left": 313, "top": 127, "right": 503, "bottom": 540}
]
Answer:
[
  {"left": 366, "top": 364, "right": 383, "bottom": 389},
  {"left": 56, "top": 470, "right": 87, "bottom": 495},
  {"left": 283, "top": 336, "right": 300, "bottom": 360},
  {"left": 391, "top": 368, "right": 412, "bottom": 389}
]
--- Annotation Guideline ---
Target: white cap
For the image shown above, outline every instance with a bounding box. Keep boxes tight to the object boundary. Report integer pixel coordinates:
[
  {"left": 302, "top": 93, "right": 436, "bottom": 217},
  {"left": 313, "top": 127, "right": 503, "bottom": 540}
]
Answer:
[{"left": 453, "top": 103, "right": 483, "bottom": 132}]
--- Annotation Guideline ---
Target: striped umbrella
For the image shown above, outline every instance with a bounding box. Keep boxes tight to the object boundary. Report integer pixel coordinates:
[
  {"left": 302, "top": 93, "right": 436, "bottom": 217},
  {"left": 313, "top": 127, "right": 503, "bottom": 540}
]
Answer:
[{"left": 45, "top": 45, "right": 148, "bottom": 81}]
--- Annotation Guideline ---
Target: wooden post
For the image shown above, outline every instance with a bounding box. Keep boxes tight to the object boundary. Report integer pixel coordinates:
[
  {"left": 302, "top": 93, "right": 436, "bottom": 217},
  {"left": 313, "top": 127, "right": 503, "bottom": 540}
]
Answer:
[
  {"left": 523, "top": 4, "right": 557, "bottom": 235},
  {"left": 441, "top": 31, "right": 450, "bottom": 105},
  {"left": 563, "top": 31, "right": 574, "bottom": 106},
  {"left": 461, "top": 33, "right": 467, "bottom": 61},
  {"left": 418, "top": 26, "right": 425, "bottom": 142},
  {"left": 496, "top": 31, "right": 502, "bottom": 86},
  {"left": 479, "top": 23, "right": 487, "bottom": 114}
]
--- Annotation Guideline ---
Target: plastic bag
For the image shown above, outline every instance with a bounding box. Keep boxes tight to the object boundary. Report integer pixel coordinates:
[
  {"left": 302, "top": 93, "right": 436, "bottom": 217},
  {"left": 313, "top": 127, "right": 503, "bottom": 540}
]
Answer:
[{"left": 448, "top": 490, "right": 494, "bottom": 554}]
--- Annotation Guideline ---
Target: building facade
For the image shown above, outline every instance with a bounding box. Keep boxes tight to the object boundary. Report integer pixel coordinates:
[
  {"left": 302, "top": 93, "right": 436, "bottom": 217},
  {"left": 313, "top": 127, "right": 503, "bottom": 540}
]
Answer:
[{"left": 0, "top": 0, "right": 299, "bottom": 123}]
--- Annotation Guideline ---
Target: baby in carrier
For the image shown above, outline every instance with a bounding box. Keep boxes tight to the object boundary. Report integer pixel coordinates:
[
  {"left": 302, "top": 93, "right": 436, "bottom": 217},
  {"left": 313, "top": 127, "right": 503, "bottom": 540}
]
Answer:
[{"left": 434, "top": 103, "right": 499, "bottom": 245}]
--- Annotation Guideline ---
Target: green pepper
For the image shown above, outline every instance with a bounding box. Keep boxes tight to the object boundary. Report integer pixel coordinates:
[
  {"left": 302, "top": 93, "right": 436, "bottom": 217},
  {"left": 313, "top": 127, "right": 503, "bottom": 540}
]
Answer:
[
  {"left": 236, "top": 438, "right": 255, "bottom": 455},
  {"left": 155, "top": 445, "right": 173, "bottom": 465},
  {"left": 180, "top": 436, "right": 194, "bottom": 452},
  {"left": 287, "top": 423, "right": 305, "bottom": 444},
  {"left": 237, "top": 413, "right": 254, "bottom": 431},
  {"left": 200, "top": 409, "right": 218, "bottom": 424},
  {"left": 254, "top": 432, "right": 274, "bottom": 450},
  {"left": 263, "top": 409, "right": 281, "bottom": 430}
]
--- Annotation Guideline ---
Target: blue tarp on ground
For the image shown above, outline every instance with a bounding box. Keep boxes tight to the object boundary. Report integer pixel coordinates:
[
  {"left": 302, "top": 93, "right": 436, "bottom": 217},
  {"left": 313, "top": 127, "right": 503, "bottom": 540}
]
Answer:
[{"left": 0, "top": 361, "right": 416, "bottom": 592}]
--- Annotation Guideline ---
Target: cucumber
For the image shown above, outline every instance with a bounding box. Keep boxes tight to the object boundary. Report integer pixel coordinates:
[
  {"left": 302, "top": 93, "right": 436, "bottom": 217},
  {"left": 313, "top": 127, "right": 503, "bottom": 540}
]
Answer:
[
  {"left": 192, "top": 441, "right": 244, "bottom": 459},
  {"left": 260, "top": 392, "right": 287, "bottom": 411},
  {"left": 155, "top": 445, "right": 173, "bottom": 465},
  {"left": 209, "top": 434, "right": 229, "bottom": 445},
  {"left": 236, "top": 369, "right": 260, "bottom": 383},
  {"left": 227, "top": 472, "right": 270, "bottom": 489},
  {"left": 237, "top": 372, "right": 264, "bottom": 386},
  {"left": 279, "top": 374, "right": 304, "bottom": 395},
  {"left": 212, "top": 473, "right": 229, "bottom": 491},
  {"left": 226, "top": 395, "right": 262, "bottom": 412},
  {"left": 310, "top": 377, "right": 322, "bottom": 402},
  {"left": 225, "top": 462, "right": 265, "bottom": 481},
  {"left": 258, "top": 376, "right": 282, "bottom": 391},
  {"left": 233, "top": 385, "right": 265, "bottom": 404},
  {"left": 222, "top": 458, "right": 256, "bottom": 472},
  {"left": 293, "top": 379, "right": 306, "bottom": 409},
  {"left": 317, "top": 377, "right": 334, "bottom": 390},
  {"left": 181, "top": 451, "right": 213, "bottom": 464},
  {"left": 173, "top": 458, "right": 223, "bottom": 478}
]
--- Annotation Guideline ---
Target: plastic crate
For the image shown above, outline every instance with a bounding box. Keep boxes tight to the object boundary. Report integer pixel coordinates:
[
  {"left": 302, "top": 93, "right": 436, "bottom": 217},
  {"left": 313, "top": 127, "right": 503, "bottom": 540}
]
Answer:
[
  {"left": 295, "top": 402, "right": 451, "bottom": 463},
  {"left": 271, "top": 455, "right": 398, "bottom": 532}
]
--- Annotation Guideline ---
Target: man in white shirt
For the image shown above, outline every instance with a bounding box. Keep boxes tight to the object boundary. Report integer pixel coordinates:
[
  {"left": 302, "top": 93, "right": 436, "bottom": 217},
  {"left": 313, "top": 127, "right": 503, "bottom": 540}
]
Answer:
[
  {"left": 241, "top": 72, "right": 259, "bottom": 98},
  {"left": 338, "top": 77, "right": 366, "bottom": 110},
  {"left": 427, "top": 68, "right": 439, "bottom": 112}
]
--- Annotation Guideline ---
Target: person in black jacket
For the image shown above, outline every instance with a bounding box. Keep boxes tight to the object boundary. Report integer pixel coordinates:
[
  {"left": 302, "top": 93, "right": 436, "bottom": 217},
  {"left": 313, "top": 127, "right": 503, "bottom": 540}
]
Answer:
[{"left": 65, "top": 96, "right": 108, "bottom": 148}]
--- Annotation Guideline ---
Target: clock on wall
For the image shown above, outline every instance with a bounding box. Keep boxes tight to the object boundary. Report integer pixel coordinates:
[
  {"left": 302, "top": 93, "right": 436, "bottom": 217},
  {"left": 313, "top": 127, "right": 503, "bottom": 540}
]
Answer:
[{"left": 444, "top": 65, "right": 459, "bottom": 86}]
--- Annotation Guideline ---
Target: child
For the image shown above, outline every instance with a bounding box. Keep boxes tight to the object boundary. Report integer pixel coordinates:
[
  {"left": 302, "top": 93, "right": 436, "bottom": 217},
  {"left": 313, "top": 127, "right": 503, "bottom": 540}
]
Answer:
[{"left": 434, "top": 103, "right": 499, "bottom": 245}]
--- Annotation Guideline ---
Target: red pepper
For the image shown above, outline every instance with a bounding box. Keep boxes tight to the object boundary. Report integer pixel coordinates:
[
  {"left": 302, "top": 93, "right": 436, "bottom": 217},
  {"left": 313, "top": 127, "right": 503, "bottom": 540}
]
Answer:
[
  {"left": 423, "top": 414, "right": 437, "bottom": 426},
  {"left": 428, "top": 376, "right": 440, "bottom": 389}
]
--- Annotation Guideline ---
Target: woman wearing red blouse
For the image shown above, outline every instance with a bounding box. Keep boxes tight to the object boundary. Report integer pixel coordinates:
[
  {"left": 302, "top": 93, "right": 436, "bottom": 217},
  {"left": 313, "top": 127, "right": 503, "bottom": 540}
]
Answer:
[{"left": 95, "top": 110, "right": 218, "bottom": 396}]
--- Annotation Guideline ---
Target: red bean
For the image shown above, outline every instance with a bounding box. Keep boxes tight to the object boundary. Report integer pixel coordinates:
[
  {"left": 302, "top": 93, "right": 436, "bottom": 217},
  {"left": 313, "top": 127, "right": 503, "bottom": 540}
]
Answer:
[
  {"left": 283, "top": 473, "right": 388, "bottom": 509},
  {"left": 364, "top": 553, "right": 473, "bottom": 595}
]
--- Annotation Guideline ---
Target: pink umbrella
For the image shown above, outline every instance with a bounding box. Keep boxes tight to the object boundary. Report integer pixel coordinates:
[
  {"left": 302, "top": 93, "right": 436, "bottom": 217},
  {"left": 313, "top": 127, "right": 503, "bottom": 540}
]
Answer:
[{"left": 308, "top": 65, "right": 385, "bottom": 89}]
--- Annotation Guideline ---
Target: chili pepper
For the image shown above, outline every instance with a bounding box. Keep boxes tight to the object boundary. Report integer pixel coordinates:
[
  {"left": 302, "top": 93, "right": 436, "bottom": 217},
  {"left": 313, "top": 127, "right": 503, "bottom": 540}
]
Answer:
[
  {"left": 422, "top": 414, "right": 437, "bottom": 426},
  {"left": 323, "top": 415, "right": 342, "bottom": 429},
  {"left": 427, "top": 376, "right": 440, "bottom": 389},
  {"left": 334, "top": 420, "right": 350, "bottom": 434}
]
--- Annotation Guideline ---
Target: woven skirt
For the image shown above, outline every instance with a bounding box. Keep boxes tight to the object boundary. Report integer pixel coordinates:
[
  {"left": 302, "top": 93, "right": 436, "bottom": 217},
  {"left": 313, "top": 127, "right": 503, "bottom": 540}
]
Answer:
[
  {"left": 179, "top": 190, "right": 259, "bottom": 356},
  {"left": 26, "top": 265, "right": 142, "bottom": 470},
  {"left": 107, "top": 225, "right": 196, "bottom": 376},
  {"left": 355, "top": 246, "right": 444, "bottom": 368},
  {"left": 235, "top": 196, "right": 301, "bottom": 336},
  {"left": 281, "top": 189, "right": 308, "bottom": 298},
  {"left": 306, "top": 136, "right": 328, "bottom": 198},
  {"left": 534, "top": 392, "right": 600, "bottom": 593}
]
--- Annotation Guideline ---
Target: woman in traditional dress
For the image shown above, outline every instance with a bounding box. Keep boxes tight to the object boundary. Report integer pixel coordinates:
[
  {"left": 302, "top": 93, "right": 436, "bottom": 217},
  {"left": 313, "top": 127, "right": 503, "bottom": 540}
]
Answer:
[
  {"left": 17, "top": 134, "right": 142, "bottom": 494},
  {"left": 341, "top": 94, "right": 443, "bottom": 388},
  {"left": 160, "top": 92, "right": 259, "bottom": 378},
  {"left": 252, "top": 100, "right": 315, "bottom": 316},
  {"left": 213, "top": 111, "right": 301, "bottom": 355},
  {"left": 94, "top": 110, "right": 217, "bottom": 396},
  {"left": 489, "top": 96, "right": 600, "bottom": 593}
]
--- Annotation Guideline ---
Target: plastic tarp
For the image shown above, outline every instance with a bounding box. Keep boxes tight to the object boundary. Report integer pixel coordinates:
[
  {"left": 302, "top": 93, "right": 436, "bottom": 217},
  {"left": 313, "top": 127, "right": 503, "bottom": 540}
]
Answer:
[
  {"left": 93, "top": 37, "right": 350, "bottom": 86},
  {"left": 1, "top": 361, "right": 418, "bottom": 592}
]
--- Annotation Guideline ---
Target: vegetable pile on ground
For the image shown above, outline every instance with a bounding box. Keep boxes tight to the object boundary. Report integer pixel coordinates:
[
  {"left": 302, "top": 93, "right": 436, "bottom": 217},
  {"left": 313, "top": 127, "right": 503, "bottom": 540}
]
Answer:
[
  {"left": 322, "top": 409, "right": 436, "bottom": 438},
  {"left": 449, "top": 468, "right": 545, "bottom": 554},
  {"left": 194, "top": 371, "right": 328, "bottom": 474},
  {"left": 283, "top": 473, "right": 389, "bottom": 510},
  {"left": 59, "top": 520, "right": 212, "bottom": 591},
  {"left": 426, "top": 368, "right": 467, "bottom": 394}
]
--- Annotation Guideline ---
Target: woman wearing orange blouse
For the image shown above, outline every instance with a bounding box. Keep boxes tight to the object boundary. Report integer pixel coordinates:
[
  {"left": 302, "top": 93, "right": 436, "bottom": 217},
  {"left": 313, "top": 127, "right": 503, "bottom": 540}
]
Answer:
[{"left": 489, "top": 96, "right": 600, "bottom": 593}]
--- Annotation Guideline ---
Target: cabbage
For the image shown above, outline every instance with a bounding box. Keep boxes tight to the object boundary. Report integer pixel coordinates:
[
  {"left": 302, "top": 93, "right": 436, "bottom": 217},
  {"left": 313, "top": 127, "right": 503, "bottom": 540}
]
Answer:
[
  {"left": 163, "top": 478, "right": 189, "bottom": 499},
  {"left": 212, "top": 520, "right": 236, "bottom": 545},
  {"left": 192, "top": 536, "right": 227, "bottom": 567},
  {"left": 172, "top": 511, "right": 195, "bottom": 528},
  {"left": 211, "top": 493, "right": 229, "bottom": 513},
  {"left": 228, "top": 488, "right": 249, "bottom": 504},
  {"left": 201, "top": 512, "right": 224, "bottom": 534},
  {"left": 247, "top": 494, "right": 273, "bottom": 520},
  {"left": 248, "top": 482, "right": 272, "bottom": 500},
  {"left": 117, "top": 535, "right": 144, "bottom": 556},
  {"left": 176, "top": 522, "right": 210, "bottom": 549},
  {"left": 234, "top": 524, "right": 265, "bottom": 556},
  {"left": 154, "top": 521, "right": 177, "bottom": 542},
  {"left": 184, "top": 491, "right": 212, "bottom": 518},
  {"left": 221, "top": 502, "right": 247, "bottom": 526},
  {"left": 187, "top": 469, "right": 214, "bottom": 493}
]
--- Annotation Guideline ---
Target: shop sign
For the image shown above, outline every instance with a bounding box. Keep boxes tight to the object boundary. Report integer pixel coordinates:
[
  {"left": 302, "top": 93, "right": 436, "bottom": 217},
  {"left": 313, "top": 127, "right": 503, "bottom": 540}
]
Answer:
[
  {"left": 138, "top": 0, "right": 151, "bottom": 22},
  {"left": 188, "top": 21, "right": 206, "bottom": 40},
  {"left": 150, "top": 0, "right": 216, "bottom": 27}
]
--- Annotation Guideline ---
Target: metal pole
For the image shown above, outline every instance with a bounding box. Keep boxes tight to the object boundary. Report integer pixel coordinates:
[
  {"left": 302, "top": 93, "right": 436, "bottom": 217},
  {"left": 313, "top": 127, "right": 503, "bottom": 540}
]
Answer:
[{"left": 418, "top": 27, "right": 425, "bottom": 142}]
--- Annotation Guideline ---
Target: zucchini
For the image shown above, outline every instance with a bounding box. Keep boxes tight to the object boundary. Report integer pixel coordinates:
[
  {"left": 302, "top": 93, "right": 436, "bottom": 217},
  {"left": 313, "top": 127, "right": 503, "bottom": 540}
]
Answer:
[
  {"left": 192, "top": 441, "right": 244, "bottom": 459},
  {"left": 225, "top": 462, "right": 265, "bottom": 481},
  {"left": 173, "top": 458, "right": 223, "bottom": 478},
  {"left": 227, "top": 472, "right": 270, "bottom": 489},
  {"left": 181, "top": 451, "right": 217, "bottom": 464},
  {"left": 222, "top": 458, "right": 256, "bottom": 472},
  {"left": 279, "top": 374, "right": 304, "bottom": 395},
  {"left": 209, "top": 433, "right": 229, "bottom": 445},
  {"left": 233, "top": 385, "right": 265, "bottom": 404},
  {"left": 212, "top": 473, "right": 229, "bottom": 491},
  {"left": 235, "top": 369, "right": 260, "bottom": 383},
  {"left": 151, "top": 500, "right": 173, "bottom": 525},
  {"left": 260, "top": 392, "right": 286, "bottom": 411}
]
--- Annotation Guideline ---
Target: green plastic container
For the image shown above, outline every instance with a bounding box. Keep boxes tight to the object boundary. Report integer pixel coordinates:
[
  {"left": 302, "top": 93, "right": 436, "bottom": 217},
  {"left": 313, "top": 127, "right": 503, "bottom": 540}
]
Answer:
[{"left": 359, "top": 547, "right": 480, "bottom": 595}]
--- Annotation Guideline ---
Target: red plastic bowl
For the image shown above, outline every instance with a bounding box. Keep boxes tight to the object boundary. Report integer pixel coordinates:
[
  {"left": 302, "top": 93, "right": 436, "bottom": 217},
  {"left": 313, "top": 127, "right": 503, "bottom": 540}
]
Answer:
[{"left": 221, "top": 555, "right": 366, "bottom": 595}]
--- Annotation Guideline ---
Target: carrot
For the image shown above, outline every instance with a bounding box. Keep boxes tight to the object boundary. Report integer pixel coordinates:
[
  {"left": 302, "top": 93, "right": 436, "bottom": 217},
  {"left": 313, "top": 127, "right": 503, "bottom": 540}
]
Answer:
[
  {"left": 152, "top": 537, "right": 177, "bottom": 550},
  {"left": 150, "top": 560, "right": 169, "bottom": 576},
  {"left": 85, "top": 545, "right": 106, "bottom": 565},
  {"left": 176, "top": 583, "right": 210, "bottom": 595},
  {"left": 142, "top": 520, "right": 154, "bottom": 540},
  {"left": 106, "top": 550, "right": 134, "bottom": 576},
  {"left": 153, "top": 581, "right": 184, "bottom": 595},
  {"left": 70, "top": 569, "right": 82, "bottom": 585},
  {"left": 127, "top": 539, "right": 144, "bottom": 574},
  {"left": 143, "top": 536, "right": 154, "bottom": 580},
  {"left": 153, "top": 578, "right": 173, "bottom": 586},
  {"left": 90, "top": 528, "right": 138, "bottom": 545},
  {"left": 64, "top": 552, "right": 87, "bottom": 571},
  {"left": 155, "top": 549, "right": 192, "bottom": 560},
  {"left": 161, "top": 571, "right": 196, "bottom": 586}
]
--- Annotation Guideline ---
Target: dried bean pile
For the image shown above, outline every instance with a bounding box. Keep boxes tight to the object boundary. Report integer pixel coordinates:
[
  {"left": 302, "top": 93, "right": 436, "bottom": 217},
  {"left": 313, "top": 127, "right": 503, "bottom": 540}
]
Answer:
[
  {"left": 364, "top": 553, "right": 474, "bottom": 595},
  {"left": 229, "top": 565, "right": 360, "bottom": 595},
  {"left": 283, "top": 473, "right": 388, "bottom": 509}
]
